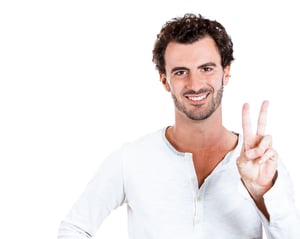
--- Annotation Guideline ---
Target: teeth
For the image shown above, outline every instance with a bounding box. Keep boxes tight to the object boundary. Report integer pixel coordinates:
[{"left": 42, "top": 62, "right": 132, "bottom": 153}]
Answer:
[{"left": 188, "top": 94, "right": 207, "bottom": 101}]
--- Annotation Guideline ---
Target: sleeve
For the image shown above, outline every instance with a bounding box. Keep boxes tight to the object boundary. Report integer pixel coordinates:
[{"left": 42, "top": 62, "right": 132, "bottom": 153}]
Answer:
[
  {"left": 257, "top": 159, "right": 300, "bottom": 238},
  {"left": 57, "top": 146, "right": 127, "bottom": 238}
]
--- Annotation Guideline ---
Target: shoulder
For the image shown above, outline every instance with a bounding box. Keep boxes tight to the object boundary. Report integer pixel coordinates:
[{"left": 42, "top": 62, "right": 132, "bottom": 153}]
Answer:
[
  {"left": 122, "top": 127, "right": 166, "bottom": 153},
  {"left": 105, "top": 127, "right": 166, "bottom": 159}
]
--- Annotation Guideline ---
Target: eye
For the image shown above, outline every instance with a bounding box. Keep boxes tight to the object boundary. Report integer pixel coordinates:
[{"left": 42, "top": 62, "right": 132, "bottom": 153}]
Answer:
[
  {"left": 173, "top": 70, "right": 188, "bottom": 78},
  {"left": 201, "top": 66, "right": 213, "bottom": 72}
]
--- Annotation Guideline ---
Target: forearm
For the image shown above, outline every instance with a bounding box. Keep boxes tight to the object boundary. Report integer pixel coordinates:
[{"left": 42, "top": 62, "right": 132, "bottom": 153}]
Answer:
[
  {"left": 241, "top": 171, "right": 278, "bottom": 220},
  {"left": 251, "top": 165, "right": 300, "bottom": 238}
]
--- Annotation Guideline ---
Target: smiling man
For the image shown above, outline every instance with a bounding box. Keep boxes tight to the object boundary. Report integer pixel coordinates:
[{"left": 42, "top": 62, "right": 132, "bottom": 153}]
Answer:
[
  {"left": 162, "top": 37, "right": 228, "bottom": 121},
  {"left": 58, "top": 13, "right": 300, "bottom": 239}
]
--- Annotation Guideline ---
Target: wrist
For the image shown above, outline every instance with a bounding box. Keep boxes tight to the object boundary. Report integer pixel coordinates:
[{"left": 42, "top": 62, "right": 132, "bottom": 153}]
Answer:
[
  {"left": 242, "top": 180, "right": 271, "bottom": 200},
  {"left": 241, "top": 171, "right": 278, "bottom": 200}
]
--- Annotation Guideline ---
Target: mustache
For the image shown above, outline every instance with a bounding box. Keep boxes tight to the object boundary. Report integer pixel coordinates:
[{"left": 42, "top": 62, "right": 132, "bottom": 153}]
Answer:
[{"left": 183, "top": 88, "right": 213, "bottom": 95}]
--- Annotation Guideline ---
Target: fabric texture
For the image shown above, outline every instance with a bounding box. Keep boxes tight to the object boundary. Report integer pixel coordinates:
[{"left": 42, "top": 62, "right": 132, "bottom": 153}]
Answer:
[{"left": 58, "top": 127, "right": 300, "bottom": 239}]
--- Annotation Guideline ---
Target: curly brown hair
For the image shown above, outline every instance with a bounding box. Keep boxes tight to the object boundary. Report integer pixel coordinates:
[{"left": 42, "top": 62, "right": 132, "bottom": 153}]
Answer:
[{"left": 152, "top": 13, "right": 234, "bottom": 74}]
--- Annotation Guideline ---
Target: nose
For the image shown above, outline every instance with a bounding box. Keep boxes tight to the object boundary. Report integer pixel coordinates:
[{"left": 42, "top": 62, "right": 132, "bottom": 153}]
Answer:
[{"left": 186, "top": 72, "right": 206, "bottom": 91}]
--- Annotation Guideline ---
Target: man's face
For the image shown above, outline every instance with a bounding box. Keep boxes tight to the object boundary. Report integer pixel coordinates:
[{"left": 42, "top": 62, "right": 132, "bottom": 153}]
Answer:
[{"left": 161, "top": 36, "right": 230, "bottom": 121}]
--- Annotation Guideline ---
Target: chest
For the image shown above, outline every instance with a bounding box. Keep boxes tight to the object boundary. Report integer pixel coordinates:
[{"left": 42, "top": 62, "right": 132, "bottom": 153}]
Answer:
[
  {"left": 192, "top": 150, "right": 229, "bottom": 188},
  {"left": 125, "top": 150, "right": 261, "bottom": 238}
]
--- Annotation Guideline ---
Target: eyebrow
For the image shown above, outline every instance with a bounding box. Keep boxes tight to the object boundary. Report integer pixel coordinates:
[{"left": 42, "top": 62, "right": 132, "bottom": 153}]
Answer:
[
  {"left": 199, "top": 62, "right": 217, "bottom": 68},
  {"left": 170, "top": 62, "right": 217, "bottom": 73},
  {"left": 170, "top": 67, "right": 189, "bottom": 74}
]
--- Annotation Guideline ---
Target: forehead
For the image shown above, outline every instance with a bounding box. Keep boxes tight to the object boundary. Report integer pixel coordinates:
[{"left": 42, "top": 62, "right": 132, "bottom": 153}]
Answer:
[{"left": 164, "top": 36, "right": 221, "bottom": 68}]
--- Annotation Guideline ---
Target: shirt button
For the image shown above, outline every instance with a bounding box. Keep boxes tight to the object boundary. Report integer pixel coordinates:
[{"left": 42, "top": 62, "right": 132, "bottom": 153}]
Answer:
[
  {"left": 195, "top": 218, "right": 201, "bottom": 224},
  {"left": 197, "top": 196, "right": 201, "bottom": 202}
]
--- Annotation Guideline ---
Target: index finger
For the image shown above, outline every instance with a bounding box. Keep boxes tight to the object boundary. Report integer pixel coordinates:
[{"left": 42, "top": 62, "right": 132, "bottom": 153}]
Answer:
[{"left": 256, "top": 100, "right": 269, "bottom": 136}]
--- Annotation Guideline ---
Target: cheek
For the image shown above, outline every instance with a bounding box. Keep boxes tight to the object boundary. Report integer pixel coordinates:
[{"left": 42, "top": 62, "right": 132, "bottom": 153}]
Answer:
[
  {"left": 212, "top": 76, "right": 226, "bottom": 87},
  {"left": 168, "top": 82, "right": 182, "bottom": 94}
]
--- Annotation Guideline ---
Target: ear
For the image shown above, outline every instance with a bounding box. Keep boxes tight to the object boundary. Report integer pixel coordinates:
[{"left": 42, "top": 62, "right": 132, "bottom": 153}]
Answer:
[
  {"left": 223, "top": 65, "right": 231, "bottom": 86},
  {"left": 160, "top": 73, "right": 171, "bottom": 92}
]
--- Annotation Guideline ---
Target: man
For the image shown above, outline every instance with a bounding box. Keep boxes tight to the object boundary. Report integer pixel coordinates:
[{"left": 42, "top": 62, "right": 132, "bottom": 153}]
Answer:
[{"left": 58, "top": 13, "right": 300, "bottom": 238}]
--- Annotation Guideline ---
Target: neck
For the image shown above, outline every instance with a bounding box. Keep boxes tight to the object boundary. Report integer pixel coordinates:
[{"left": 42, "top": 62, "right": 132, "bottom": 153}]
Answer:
[{"left": 167, "top": 106, "right": 235, "bottom": 152}]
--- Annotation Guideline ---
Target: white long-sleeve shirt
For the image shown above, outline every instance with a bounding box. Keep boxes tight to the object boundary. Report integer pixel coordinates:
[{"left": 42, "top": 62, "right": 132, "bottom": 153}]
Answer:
[{"left": 58, "top": 127, "right": 300, "bottom": 238}]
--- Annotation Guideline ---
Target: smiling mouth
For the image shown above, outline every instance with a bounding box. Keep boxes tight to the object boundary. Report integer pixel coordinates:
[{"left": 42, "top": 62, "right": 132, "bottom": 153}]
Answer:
[{"left": 185, "top": 92, "right": 210, "bottom": 102}]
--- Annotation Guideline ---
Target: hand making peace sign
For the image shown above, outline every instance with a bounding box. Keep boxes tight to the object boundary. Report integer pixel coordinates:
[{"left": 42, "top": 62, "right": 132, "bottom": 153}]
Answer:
[{"left": 237, "top": 101, "right": 278, "bottom": 199}]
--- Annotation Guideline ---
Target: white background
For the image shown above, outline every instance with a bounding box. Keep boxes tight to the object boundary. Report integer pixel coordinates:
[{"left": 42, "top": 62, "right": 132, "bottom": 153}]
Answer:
[{"left": 0, "top": 0, "right": 299, "bottom": 238}]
